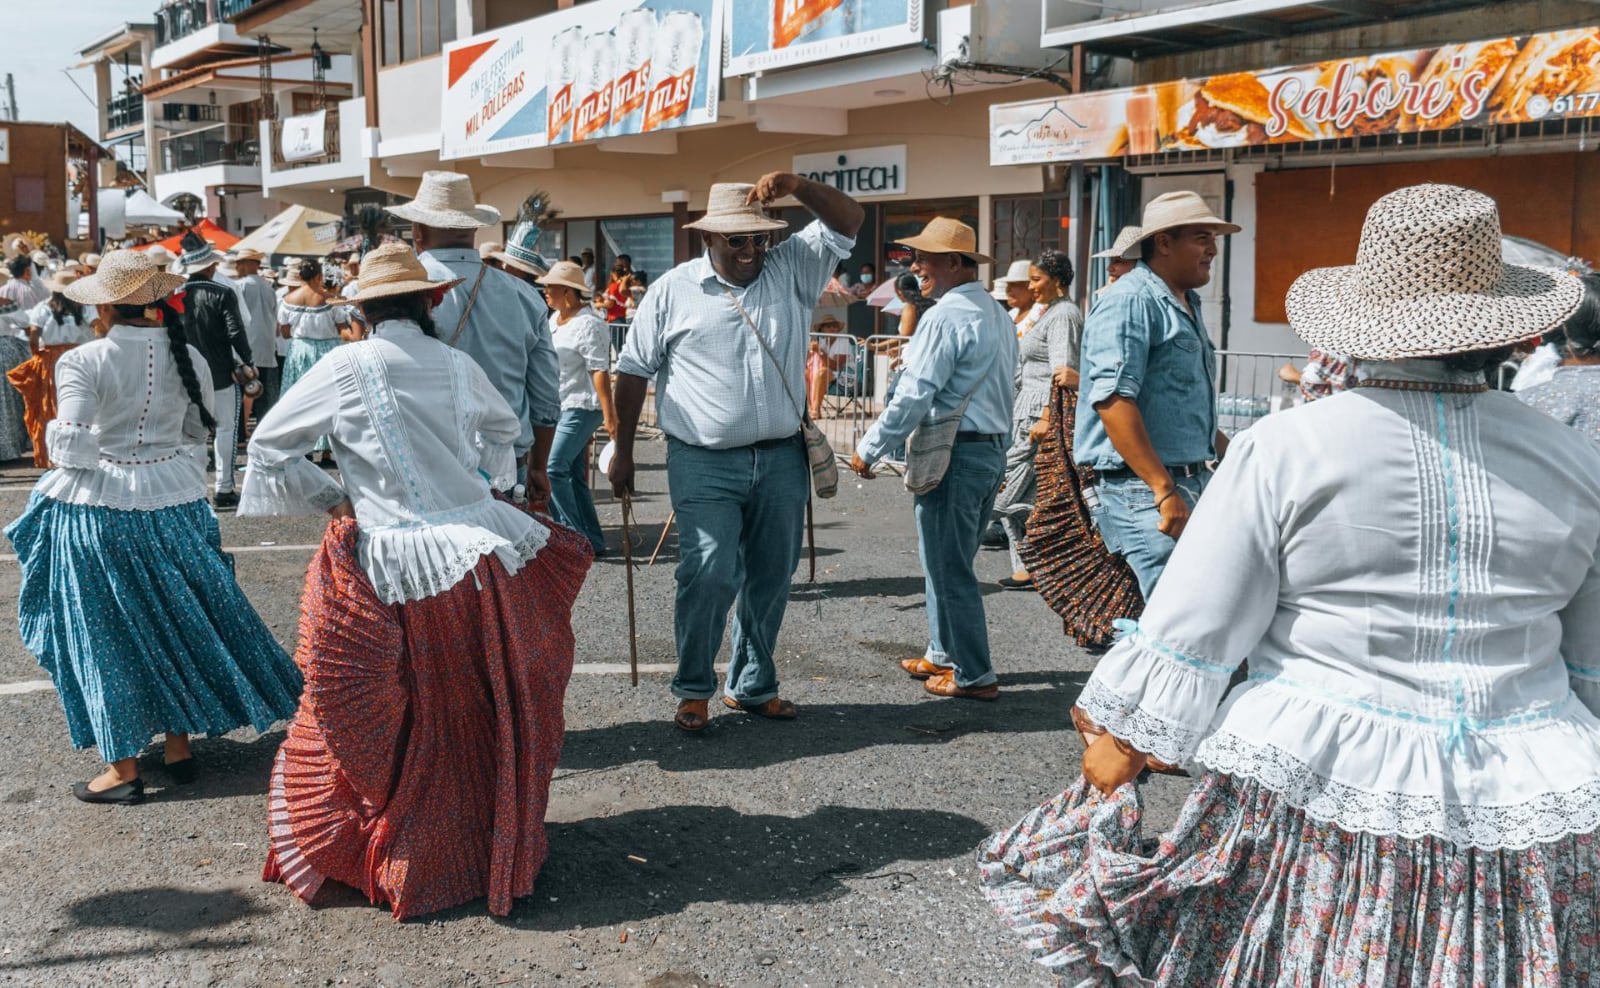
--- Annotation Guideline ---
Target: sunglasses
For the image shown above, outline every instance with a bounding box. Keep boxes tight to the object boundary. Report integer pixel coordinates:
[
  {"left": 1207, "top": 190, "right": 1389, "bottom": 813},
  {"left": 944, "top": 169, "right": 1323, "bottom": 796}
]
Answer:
[{"left": 720, "top": 233, "right": 772, "bottom": 251}]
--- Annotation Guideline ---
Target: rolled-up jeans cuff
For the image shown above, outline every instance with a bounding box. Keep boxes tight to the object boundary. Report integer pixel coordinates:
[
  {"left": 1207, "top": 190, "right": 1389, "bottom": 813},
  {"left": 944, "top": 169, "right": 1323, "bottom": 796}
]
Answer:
[
  {"left": 725, "top": 688, "right": 780, "bottom": 707},
  {"left": 924, "top": 649, "right": 952, "bottom": 667},
  {"left": 958, "top": 671, "right": 998, "bottom": 689},
  {"left": 671, "top": 685, "right": 718, "bottom": 702}
]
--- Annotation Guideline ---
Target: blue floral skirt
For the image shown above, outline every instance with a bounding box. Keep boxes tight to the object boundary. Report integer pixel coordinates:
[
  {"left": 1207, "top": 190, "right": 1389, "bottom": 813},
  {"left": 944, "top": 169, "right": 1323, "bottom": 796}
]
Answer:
[
  {"left": 281, "top": 338, "right": 340, "bottom": 453},
  {"left": 5, "top": 494, "right": 303, "bottom": 762},
  {"left": 979, "top": 773, "right": 1600, "bottom": 987}
]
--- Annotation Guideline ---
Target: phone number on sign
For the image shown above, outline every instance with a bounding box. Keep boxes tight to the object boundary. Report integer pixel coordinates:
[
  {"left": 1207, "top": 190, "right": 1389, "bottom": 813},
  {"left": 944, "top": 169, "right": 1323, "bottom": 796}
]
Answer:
[{"left": 1527, "top": 92, "right": 1600, "bottom": 118}]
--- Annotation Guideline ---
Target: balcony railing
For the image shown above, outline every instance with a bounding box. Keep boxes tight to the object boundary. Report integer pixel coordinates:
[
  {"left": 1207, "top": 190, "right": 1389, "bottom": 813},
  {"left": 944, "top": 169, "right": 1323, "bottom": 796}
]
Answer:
[
  {"left": 159, "top": 121, "right": 259, "bottom": 171},
  {"left": 270, "top": 104, "right": 340, "bottom": 169},
  {"left": 161, "top": 102, "right": 224, "bottom": 124},
  {"left": 107, "top": 92, "right": 145, "bottom": 133},
  {"left": 155, "top": 0, "right": 257, "bottom": 46}
]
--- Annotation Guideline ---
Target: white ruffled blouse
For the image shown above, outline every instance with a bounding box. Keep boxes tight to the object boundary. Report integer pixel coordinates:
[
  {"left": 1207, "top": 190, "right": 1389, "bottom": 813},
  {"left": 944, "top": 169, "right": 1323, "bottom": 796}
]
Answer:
[
  {"left": 1080, "top": 359, "right": 1600, "bottom": 851},
  {"left": 239, "top": 319, "right": 546, "bottom": 605},
  {"left": 36, "top": 324, "right": 213, "bottom": 511}
]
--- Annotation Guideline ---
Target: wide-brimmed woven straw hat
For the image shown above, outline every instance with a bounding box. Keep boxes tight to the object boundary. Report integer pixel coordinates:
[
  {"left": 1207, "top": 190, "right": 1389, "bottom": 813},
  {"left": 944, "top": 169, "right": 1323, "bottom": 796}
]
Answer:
[
  {"left": 63, "top": 249, "right": 185, "bottom": 306},
  {"left": 387, "top": 171, "right": 500, "bottom": 229},
  {"left": 232, "top": 247, "right": 266, "bottom": 263},
  {"left": 897, "top": 216, "right": 993, "bottom": 264},
  {"left": 79, "top": 252, "right": 102, "bottom": 269},
  {"left": 1094, "top": 226, "right": 1144, "bottom": 260},
  {"left": 43, "top": 271, "right": 79, "bottom": 294},
  {"left": 1138, "top": 192, "right": 1240, "bottom": 241},
  {"left": 1287, "top": 184, "right": 1584, "bottom": 360},
  {"left": 537, "top": 260, "right": 590, "bottom": 295},
  {"left": 684, "top": 183, "right": 789, "bottom": 235},
  {"left": 339, "top": 242, "right": 462, "bottom": 304}
]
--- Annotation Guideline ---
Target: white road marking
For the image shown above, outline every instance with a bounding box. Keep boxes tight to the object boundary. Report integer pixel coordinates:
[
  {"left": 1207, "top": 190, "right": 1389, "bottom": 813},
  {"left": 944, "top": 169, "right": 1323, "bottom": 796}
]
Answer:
[
  {"left": 1, "top": 664, "right": 699, "bottom": 696},
  {"left": 0, "top": 680, "right": 54, "bottom": 695}
]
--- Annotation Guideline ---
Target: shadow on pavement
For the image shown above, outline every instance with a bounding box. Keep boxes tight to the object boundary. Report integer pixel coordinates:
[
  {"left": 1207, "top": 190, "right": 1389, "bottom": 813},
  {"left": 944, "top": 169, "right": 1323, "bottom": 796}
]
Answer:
[
  {"left": 558, "top": 672, "right": 1086, "bottom": 774},
  {"left": 143, "top": 732, "right": 285, "bottom": 803},
  {"left": 790, "top": 575, "right": 1000, "bottom": 601},
  {"left": 66, "top": 887, "right": 266, "bottom": 933},
  {"left": 509, "top": 803, "right": 992, "bottom": 930}
]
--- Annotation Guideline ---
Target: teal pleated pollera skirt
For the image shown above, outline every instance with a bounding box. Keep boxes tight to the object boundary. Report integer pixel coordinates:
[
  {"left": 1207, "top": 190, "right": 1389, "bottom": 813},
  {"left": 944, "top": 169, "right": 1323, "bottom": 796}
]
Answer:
[{"left": 5, "top": 493, "right": 303, "bottom": 762}]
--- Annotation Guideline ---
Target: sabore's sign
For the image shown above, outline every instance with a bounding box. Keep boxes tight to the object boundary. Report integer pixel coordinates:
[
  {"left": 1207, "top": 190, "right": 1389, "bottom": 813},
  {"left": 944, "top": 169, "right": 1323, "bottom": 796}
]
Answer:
[{"left": 793, "top": 145, "right": 907, "bottom": 196}]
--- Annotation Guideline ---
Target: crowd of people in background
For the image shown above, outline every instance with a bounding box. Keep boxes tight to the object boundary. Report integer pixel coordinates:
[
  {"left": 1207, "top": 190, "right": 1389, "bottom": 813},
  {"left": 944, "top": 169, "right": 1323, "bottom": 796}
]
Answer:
[{"left": 6, "top": 169, "right": 1600, "bottom": 987}]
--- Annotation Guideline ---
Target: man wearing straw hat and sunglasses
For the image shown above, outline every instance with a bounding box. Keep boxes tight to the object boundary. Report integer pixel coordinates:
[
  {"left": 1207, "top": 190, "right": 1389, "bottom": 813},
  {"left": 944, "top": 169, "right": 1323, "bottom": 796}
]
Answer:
[
  {"left": 1075, "top": 192, "right": 1239, "bottom": 598},
  {"left": 389, "top": 171, "right": 559, "bottom": 506},
  {"left": 850, "top": 218, "right": 1018, "bottom": 701},
  {"left": 610, "top": 171, "right": 864, "bottom": 733}
]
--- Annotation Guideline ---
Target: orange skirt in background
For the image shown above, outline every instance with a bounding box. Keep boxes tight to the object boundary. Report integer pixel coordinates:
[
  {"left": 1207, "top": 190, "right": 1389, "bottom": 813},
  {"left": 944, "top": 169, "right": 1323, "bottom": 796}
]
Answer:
[{"left": 6, "top": 344, "right": 76, "bottom": 468}]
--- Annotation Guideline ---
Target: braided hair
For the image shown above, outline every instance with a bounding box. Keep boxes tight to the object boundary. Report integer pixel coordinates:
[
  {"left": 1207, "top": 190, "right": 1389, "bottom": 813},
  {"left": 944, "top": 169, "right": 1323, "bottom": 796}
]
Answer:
[
  {"left": 49, "top": 292, "right": 85, "bottom": 328},
  {"left": 113, "top": 300, "right": 217, "bottom": 430}
]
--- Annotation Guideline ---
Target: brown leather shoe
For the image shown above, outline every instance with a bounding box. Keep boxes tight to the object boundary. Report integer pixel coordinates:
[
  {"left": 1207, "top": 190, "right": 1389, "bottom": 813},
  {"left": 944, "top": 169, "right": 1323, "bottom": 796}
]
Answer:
[
  {"left": 900, "top": 657, "right": 947, "bottom": 680},
  {"left": 922, "top": 671, "right": 999, "bottom": 701}
]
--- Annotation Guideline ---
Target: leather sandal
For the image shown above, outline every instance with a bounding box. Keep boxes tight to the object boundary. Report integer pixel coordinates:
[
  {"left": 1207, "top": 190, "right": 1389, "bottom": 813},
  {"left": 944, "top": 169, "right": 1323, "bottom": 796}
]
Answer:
[
  {"left": 722, "top": 696, "right": 798, "bottom": 720},
  {"left": 1069, "top": 705, "right": 1188, "bottom": 777},
  {"left": 922, "top": 671, "right": 999, "bottom": 701},
  {"left": 900, "top": 657, "right": 946, "bottom": 680},
  {"left": 674, "top": 699, "right": 710, "bottom": 733},
  {"left": 72, "top": 778, "right": 145, "bottom": 805}
]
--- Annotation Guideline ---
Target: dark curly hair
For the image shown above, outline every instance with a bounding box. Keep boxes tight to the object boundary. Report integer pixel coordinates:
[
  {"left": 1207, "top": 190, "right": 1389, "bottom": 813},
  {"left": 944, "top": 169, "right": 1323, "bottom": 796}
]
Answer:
[
  {"left": 1561, "top": 272, "right": 1600, "bottom": 359},
  {"left": 360, "top": 291, "right": 439, "bottom": 338},
  {"left": 1033, "top": 248, "right": 1074, "bottom": 292}
]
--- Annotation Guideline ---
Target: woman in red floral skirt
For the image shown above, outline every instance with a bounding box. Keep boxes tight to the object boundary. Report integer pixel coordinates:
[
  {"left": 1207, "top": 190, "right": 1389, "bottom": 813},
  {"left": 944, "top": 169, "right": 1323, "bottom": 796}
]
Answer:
[{"left": 240, "top": 243, "right": 591, "bottom": 919}]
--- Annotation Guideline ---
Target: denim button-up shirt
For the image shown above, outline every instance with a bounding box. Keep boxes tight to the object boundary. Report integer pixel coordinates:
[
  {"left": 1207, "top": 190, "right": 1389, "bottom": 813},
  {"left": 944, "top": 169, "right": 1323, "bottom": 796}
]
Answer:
[
  {"left": 422, "top": 249, "right": 560, "bottom": 453},
  {"left": 1073, "top": 262, "right": 1218, "bottom": 471},
  {"left": 857, "top": 282, "right": 1018, "bottom": 464}
]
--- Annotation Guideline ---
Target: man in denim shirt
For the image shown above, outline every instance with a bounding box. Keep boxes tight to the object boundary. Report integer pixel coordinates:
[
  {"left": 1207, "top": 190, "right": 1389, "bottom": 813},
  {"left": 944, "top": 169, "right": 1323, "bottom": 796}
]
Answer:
[{"left": 1075, "top": 192, "right": 1239, "bottom": 597}]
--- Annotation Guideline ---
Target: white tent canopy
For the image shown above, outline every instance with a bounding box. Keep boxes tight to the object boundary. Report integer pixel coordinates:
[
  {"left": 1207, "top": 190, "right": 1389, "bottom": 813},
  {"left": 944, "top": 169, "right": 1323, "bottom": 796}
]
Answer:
[{"left": 118, "top": 189, "right": 186, "bottom": 227}]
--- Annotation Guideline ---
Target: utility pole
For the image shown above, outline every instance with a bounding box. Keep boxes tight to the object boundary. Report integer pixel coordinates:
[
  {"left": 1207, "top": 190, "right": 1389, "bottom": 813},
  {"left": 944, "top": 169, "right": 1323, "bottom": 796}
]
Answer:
[{"left": 1, "top": 73, "right": 17, "bottom": 121}]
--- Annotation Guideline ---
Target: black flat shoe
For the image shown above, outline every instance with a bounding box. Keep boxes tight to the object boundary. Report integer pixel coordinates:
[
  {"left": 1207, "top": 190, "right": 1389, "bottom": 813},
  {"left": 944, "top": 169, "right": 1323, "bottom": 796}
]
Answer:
[
  {"left": 998, "top": 576, "right": 1035, "bottom": 591},
  {"left": 165, "top": 758, "right": 199, "bottom": 785},
  {"left": 72, "top": 778, "right": 145, "bottom": 805}
]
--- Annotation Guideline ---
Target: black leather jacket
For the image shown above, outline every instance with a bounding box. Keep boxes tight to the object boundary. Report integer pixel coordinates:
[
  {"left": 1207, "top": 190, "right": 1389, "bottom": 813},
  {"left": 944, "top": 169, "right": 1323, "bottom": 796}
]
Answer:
[{"left": 181, "top": 276, "right": 252, "bottom": 390}]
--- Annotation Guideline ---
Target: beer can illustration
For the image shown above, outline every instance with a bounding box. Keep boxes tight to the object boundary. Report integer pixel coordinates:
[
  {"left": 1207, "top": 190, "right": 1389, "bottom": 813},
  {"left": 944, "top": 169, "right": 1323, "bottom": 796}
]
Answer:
[
  {"left": 573, "top": 30, "right": 617, "bottom": 143},
  {"left": 643, "top": 10, "right": 703, "bottom": 132},
  {"left": 610, "top": 8, "right": 656, "bottom": 137},
  {"left": 774, "top": 0, "right": 854, "bottom": 50},
  {"left": 547, "top": 25, "right": 583, "bottom": 144}
]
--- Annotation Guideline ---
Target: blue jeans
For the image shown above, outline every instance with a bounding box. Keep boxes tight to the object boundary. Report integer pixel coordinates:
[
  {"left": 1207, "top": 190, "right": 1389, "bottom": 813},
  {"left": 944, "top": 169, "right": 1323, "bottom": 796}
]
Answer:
[
  {"left": 666, "top": 435, "right": 808, "bottom": 705},
  {"left": 1092, "top": 471, "right": 1212, "bottom": 599},
  {"left": 915, "top": 437, "right": 1006, "bottom": 688},
  {"left": 547, "top": 407, "right": 605, "bottom": 552}
]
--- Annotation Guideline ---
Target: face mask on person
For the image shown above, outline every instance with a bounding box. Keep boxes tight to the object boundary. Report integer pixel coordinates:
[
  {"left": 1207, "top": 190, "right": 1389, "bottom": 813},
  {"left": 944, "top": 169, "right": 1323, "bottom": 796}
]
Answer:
[{"left": 860, "top": 273, "right": 874, "bottom": 284}]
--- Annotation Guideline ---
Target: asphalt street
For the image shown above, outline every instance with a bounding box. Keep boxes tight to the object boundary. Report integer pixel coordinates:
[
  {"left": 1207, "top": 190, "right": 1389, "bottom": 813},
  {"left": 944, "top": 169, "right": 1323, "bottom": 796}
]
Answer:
[{"left": 0, "top": 440, "right": 1191, "bottom": 987}]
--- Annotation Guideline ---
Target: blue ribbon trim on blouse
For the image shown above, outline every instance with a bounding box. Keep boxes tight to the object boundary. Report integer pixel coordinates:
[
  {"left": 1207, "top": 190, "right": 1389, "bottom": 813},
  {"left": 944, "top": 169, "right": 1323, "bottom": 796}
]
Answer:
[
  {"left": 1434, "top": 392, "right": 1472, "bottom": 755},
  {"left": 1246, "top": 671, "right": 1563, "bottom": 734},
  {"left": 1111, "top": 619, "right": 1235, "bottom": 675}
]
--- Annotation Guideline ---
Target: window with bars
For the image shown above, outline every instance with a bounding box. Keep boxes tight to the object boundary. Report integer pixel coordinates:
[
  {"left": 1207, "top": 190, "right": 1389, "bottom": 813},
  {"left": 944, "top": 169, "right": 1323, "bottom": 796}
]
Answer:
[
  {"left": 992, "top": 195, "right": 1069, "bottom": 272},
  {"left": 380, "top": 0, "right": 459, "bottom": 66}
]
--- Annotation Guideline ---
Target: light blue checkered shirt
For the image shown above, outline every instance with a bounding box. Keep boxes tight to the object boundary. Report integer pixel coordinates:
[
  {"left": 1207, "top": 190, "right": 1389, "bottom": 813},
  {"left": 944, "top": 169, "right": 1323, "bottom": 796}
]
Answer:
[{"left": 617, "top": 220, "right": 853, "bottom": 449}]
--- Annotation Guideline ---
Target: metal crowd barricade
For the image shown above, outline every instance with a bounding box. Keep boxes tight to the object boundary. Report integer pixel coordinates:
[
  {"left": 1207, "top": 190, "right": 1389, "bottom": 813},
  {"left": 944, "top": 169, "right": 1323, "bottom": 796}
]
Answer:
[
  {"left": 1214, "top": 350, "right": 1303, "bottom": 435},
  {"left": 803, "top": 332, "right": 913, "bottom": 471}
]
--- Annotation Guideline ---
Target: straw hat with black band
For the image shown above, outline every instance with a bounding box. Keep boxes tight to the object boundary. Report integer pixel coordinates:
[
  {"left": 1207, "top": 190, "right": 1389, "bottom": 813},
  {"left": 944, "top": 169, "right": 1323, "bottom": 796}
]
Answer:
[
  {"left": 338, "top": 242, "right": 462, "bottom": 306},
  {"left": 684, "top": 183, "right": 789, "bottom": 235},
  {"left": 63, "top": 249, "right": 185, "bottom": 308},
  {"left": 1287, "top": 184, "right": 1583, "bottom": 361},
  {"left": 535, "top": 260, "right": 590, "bottom": 297},
  {"left": 896, "top": 216, "right": 994, "bottom": 264}
]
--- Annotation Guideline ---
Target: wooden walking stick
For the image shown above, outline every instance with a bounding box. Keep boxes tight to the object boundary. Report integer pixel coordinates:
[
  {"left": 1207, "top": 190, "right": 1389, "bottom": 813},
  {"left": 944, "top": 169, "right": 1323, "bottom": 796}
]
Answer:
[
  {"left": 806, "top": 498, "right": 817, "bottom": 583},
  {"left": 620, "top": 491, "right": 640, "bottom": 687}
]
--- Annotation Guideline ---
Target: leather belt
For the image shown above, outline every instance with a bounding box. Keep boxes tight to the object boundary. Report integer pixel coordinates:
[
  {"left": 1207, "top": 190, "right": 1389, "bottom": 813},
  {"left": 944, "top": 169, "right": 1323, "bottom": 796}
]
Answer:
[
  {"left": 955, "top": 431, "right": 1003, "bottom": 443},
  {"left": 1100, "top": 461, "right": 1210, "bottom": 480}
]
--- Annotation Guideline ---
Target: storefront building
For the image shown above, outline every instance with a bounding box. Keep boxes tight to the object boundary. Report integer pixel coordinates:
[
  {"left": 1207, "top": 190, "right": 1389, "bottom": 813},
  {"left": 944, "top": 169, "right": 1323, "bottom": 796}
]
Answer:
[{"left": 996, "top": 0, "right": 1600, "bottom": 355}]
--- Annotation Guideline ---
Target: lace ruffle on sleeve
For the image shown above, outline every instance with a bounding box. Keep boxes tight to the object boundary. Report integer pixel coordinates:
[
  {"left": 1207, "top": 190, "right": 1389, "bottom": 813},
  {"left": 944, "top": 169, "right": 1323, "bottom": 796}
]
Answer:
[
  {"left": 238, "top": 455, "right": 347, "bottom": 516},
  {"left": 1078, "top": 620, "right": 1238, "bottom": 765},
  {"left": 44, "top": 419, "right": 99, "bottom": 469}
]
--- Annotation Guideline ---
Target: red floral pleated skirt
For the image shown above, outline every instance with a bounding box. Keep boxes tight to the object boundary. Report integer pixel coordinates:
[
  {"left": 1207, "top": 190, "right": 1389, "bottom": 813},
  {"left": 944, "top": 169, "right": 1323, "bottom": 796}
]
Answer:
[{"left": 263, "top": 516, "right": 592, "bottom": 919}]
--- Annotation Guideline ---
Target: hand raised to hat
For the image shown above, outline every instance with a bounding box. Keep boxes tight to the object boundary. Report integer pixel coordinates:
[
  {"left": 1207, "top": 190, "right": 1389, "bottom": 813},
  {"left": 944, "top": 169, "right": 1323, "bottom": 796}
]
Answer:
[{"left": 747, "top": 172, "right": 804, "bottom": 206}]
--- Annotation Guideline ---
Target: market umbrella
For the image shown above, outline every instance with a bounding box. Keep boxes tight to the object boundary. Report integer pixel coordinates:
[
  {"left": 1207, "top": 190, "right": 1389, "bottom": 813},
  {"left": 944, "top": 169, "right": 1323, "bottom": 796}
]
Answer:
[
  {"left": 232, "top": 204, "right": 344, "bottom": 258},
  {"left": 861, "top": 279, "right": 899, "bottom": 308},
  {"left": 134, "top": 218, "right": 239, "bottom": 254},
  {"left": 121, "top": 189, "right": 187, "bottom": 227}
]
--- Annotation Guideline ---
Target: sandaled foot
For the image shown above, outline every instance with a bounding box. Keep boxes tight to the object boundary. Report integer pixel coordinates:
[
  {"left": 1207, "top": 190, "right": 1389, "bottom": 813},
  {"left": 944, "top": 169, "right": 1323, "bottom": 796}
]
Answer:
[
  {"left": 722, "top": 696, "right": 798, "bottom": 720},
  {"left": 922, "top": 671, "right": 999, "bottom": 701},
  {"left": 899, "top": 657, "right": 947, "bottom": 680},
  {"left": 674, "top": 700, "right": 710, "bottom": 733}
]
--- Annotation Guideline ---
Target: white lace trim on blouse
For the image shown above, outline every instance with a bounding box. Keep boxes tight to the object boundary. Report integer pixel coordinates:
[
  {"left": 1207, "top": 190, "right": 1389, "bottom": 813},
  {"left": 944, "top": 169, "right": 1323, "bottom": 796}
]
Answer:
[{"left": 38, "top": 421, "right": 208, "bottom": 511}]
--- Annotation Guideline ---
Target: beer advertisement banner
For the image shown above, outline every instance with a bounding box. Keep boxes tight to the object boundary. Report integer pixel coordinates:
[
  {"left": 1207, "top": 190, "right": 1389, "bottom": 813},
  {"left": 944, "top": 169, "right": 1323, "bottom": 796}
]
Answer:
[
  {"left": 440, "top": 0, "right": 723, "bottom": 161},
  {"left": 991, "top": 27, "right": 1600, "bottom": 165},
  {"left": 725, "top": 0, "right": 923, "bottom": 77}
]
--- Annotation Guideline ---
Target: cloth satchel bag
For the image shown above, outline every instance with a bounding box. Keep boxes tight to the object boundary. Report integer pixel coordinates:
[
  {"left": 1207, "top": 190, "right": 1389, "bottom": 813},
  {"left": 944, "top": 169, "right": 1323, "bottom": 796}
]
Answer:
[
  {"left": 724, "top": 288, "right": 839, "bottom": 499},
  {"left": 902, "top": 348, "right": 998, "bottom": 496}
]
